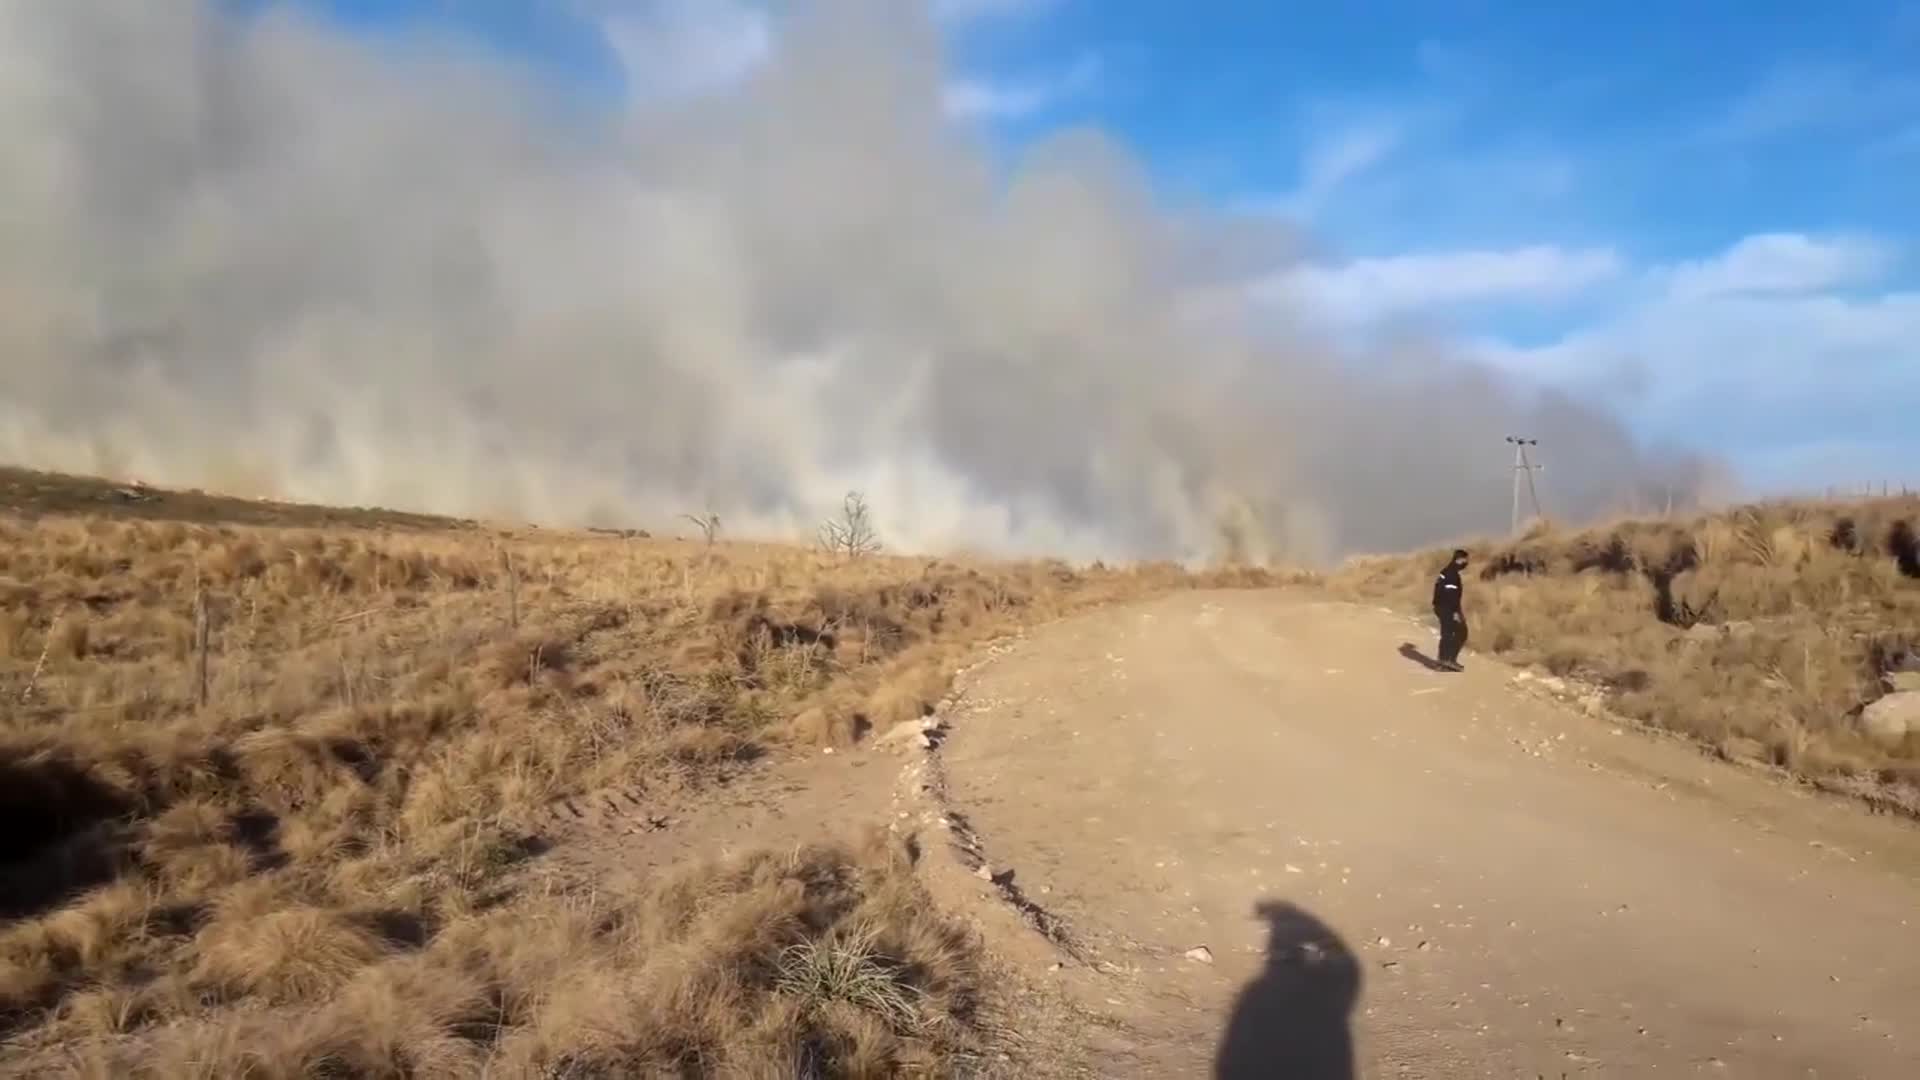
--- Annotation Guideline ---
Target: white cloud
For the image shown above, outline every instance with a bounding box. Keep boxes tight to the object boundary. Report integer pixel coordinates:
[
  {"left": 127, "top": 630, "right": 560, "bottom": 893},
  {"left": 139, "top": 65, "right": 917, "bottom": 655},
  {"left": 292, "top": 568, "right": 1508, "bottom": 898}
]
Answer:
[
  {"left": 1259, "top": 245, "right": 1624, "bottom": 324},
  {"left": 1868, "top": 123, "right": 1920, "bottom": 158},
  {"left": 933, "top": 0, "right": 1060, "bottom": 22},
  {"left": 1240, "top": 99, "right": 1582, "bottom": 243},
  {"left": 599, "top": 0, "right": 772, "bottom": 99},
  {"left": 1471, "top": 234, "right": 1920, "bottom": 492},
  {"left": 943, "top": 53, "right": 1100, "bottom": 119},
  {"left": 1661, "top": 232, "right": 1895, "bottom": 300},
  {"left": 1712, "top": 64, "right": 1855, "bottom": 142},
  {"left": 1413, "top": 40, "right": 1485, "bottom": 87},
  {"left": 1280, "top": 126, "right": 1401, "bottom": 219},
  {"left": 1710, "top": 62, "right": 1920, "bottom": 142}
]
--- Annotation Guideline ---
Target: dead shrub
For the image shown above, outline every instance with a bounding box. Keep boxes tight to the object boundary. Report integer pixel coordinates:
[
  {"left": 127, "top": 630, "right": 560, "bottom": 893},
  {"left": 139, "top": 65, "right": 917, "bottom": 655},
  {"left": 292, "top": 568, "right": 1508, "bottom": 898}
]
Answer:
[
  {"left": 818, "top": 491, "right": 883, "bottom": 560},
  {"left": 1891, "top": 520, "right": 1920, "bottom": 579}
]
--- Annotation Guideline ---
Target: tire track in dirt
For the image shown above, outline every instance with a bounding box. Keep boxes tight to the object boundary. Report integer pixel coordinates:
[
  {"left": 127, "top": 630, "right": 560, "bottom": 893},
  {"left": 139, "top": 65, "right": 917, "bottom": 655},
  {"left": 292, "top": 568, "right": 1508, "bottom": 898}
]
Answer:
[{"left": 930, "top": 590, "right": 1920, "bottom": 1077}]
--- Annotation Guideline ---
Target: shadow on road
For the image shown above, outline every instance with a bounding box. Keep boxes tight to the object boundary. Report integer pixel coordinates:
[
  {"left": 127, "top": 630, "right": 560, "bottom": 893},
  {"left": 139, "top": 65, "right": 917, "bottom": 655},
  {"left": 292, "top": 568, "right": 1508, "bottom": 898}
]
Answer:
[
  {"left": 1397, "top": 641, "right": 1450, "bottom": 672},
  {"left": 1216, "top": 900, "right": 1361, "bottom": 1080}
]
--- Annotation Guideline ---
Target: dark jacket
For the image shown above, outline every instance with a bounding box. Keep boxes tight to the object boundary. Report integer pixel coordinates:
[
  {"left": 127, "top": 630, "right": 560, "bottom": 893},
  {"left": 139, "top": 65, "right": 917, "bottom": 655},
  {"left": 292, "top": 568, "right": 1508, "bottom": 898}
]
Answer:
[{"left": 1432, "top": 563, "right": 1464, "bottom": 614}]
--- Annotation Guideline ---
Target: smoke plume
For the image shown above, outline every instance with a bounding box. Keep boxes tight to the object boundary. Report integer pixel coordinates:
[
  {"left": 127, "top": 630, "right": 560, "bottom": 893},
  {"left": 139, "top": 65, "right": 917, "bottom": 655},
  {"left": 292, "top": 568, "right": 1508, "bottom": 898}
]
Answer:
[{"left": 0, "top": 1, "right": 1726, "bottom": 563}]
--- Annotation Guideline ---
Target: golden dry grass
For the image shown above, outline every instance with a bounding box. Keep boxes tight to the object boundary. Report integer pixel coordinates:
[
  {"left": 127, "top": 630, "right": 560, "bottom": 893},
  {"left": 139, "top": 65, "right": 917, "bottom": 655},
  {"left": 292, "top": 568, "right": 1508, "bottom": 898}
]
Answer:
[
  {"left": 0, "top": 468, "right": 1296, "bottom": 1075},
  {"left": 25, "top": 833, "right": 978, "bottom": 1078},
  {"left": 1331, "top": 497, "right": 1920, "bottom": 803}
]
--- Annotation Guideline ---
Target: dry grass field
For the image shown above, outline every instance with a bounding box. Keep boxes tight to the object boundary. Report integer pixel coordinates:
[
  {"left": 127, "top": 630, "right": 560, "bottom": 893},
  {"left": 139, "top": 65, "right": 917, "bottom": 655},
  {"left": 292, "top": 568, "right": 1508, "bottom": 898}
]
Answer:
[
  {"left": 0, "top": 467, "right": 1288, "bottom": 1077},
  {"left": 1332, "top": 496, "right": 1920, "bottom": 808}
]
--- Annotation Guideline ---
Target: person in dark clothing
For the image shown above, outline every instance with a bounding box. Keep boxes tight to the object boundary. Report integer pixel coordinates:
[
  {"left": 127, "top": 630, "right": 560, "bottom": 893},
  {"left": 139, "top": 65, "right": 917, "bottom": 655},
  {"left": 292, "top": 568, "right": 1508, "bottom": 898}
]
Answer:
[{"left": 1432, "top": 548, "right": 1470, "bottom": 671}]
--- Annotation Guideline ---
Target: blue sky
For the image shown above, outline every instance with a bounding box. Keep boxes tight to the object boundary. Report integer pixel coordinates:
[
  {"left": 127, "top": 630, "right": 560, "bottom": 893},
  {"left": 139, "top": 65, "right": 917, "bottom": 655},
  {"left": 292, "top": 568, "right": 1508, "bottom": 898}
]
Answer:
[{"left": 289, "top": 0, "right": 1919, "bottom": 493}]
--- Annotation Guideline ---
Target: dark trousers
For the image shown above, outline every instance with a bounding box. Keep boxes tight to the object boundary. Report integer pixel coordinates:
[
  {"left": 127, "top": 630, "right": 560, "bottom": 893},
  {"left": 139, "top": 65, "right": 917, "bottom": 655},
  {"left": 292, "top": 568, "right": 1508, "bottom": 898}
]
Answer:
[{"left": 1436, "top": 608, "right": 1468, "bottom": 665}]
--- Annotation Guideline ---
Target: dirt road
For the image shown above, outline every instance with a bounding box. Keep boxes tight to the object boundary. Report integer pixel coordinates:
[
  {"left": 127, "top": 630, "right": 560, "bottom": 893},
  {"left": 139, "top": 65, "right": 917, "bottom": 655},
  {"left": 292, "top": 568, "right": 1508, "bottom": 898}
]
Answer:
[{"left": 936, "top": 590, "right": 1920, "bottom": 1077}]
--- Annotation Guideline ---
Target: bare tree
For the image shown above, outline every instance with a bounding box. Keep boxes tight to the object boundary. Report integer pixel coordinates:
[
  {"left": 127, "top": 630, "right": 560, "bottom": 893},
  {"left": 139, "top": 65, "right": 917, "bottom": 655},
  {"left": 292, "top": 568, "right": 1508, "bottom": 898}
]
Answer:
[
  {"left": 818, "top": 491, "right": 881, "bottom": 558},
  {"left": 682, "top": 511, "right": 722, "bottom": 546}
]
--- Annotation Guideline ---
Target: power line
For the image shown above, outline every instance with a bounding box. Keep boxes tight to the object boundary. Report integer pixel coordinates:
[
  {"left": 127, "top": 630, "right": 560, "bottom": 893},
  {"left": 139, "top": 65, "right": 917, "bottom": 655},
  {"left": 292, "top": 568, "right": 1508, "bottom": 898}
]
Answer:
[{"left": 1506, "top": 436, "right": 1543, "bottom": 534}]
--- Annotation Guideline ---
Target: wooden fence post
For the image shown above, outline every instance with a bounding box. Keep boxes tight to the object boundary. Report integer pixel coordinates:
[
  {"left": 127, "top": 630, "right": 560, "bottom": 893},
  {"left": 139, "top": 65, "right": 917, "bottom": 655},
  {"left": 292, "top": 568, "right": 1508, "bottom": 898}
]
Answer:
[
  {"left": 502, "top": 550, "right": 520, "bottom": 631},
  {"left": 193, "top": 586, "right": 211, "bottom": 708}
]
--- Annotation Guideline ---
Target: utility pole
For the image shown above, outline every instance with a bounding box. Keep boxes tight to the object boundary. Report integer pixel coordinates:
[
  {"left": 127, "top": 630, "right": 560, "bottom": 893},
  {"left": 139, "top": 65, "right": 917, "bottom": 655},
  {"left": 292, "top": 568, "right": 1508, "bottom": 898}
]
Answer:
[{"left": 1506, "top": 436, "right": 1543, "bottom": 534}]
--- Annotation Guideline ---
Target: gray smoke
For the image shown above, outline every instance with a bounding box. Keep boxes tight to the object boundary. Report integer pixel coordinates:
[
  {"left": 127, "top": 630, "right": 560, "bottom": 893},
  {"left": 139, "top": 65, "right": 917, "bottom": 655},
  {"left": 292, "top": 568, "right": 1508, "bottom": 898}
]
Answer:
[{"left": 0, "top": 1, "right": 1727, "bottom": 563}]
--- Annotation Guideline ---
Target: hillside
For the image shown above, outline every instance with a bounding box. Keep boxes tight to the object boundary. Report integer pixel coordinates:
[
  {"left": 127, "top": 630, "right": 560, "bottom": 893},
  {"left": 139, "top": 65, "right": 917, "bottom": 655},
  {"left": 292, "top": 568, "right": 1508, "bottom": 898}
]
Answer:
[
  {"left": 1331, "top": 496, "right": 1920, "bottom": 811},
  {"left": 10, "top": 469, "right": 1919, "bottom": 1075},
  {"left": 0, "top": 468, "right": 1286, "bottom": 1076}
]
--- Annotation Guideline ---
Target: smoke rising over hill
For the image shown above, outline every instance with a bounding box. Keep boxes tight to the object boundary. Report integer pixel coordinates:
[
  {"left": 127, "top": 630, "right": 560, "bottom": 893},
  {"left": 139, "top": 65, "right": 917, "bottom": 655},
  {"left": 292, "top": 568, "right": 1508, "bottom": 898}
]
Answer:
[{"left": 0, "top": 1, "right": 1725, "bottom": 562}]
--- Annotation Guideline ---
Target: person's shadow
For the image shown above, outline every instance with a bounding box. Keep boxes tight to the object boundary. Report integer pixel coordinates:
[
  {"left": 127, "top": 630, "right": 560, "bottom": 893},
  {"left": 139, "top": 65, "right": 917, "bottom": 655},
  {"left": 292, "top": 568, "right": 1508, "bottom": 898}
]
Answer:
[
  {"left": 1397, "top": 641, "right": 1449, "bottom": 672},
  {"left": 1215, "top": 900, "right": 1361, "bottom": 1080}
]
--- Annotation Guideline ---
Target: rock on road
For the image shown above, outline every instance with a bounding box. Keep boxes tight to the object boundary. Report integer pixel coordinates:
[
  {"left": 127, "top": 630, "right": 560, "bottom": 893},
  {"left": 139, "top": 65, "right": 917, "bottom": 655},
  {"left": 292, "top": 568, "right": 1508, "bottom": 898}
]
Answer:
[{"left": 939, "top": 590, "right": 1920, "bottom": 1078}]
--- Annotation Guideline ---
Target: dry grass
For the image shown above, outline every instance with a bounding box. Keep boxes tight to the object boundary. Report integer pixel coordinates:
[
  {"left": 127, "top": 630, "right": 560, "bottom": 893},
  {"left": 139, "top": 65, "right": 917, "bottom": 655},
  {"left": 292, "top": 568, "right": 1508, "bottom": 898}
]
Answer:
[
  {"left": 23, "top": 834, "right": 975, "bottom": 1078},
  {"left": 1332, "top": 497, "right": 1920, "bottom": 801},
  {"left": 0, "top": 468, "right": 1295, "bottom": 1074}
]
